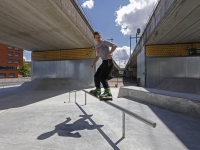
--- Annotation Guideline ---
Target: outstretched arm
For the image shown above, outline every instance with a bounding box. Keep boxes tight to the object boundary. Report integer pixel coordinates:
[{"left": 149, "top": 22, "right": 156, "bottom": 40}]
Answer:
[{"left": 91, "top": 53, "right": 100, "bottom": 68}]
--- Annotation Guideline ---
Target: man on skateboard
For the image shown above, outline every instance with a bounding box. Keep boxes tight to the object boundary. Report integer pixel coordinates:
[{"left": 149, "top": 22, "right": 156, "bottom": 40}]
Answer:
[{"left": 90, "top": 31, "right": 117, "bottom": 99}]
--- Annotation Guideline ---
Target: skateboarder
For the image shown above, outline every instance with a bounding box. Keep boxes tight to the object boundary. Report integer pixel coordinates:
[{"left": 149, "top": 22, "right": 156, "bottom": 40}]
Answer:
[{"left": 90, "top": 31, "right": 117, "bottom": 99}]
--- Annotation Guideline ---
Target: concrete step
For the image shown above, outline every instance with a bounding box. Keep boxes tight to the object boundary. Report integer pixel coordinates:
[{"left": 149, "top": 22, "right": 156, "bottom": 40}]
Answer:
[{"left": 118, "top": 86, "right": 200, "bottom": 118}]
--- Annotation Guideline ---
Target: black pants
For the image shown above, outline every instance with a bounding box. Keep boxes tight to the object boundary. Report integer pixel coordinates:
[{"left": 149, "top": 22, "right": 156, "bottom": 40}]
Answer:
[{"left": 95, "top": 59, "right": 113, "bottom": 89}]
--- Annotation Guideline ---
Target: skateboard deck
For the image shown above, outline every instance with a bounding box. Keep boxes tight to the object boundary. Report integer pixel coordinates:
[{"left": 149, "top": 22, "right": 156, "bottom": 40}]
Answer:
[{"left": 83, "top": 90, "right": 113, "bottom": 101}]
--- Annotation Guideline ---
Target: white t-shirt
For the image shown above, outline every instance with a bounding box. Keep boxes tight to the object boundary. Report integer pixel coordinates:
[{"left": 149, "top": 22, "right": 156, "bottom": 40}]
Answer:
[{"left": 95, "top": 40, "right": 112, "bottom": 60}]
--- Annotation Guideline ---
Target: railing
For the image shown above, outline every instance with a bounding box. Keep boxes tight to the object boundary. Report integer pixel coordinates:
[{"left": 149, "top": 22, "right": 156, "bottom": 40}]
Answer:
[{"left": 68, "top": 89, "right": 156, "bottom": 138}]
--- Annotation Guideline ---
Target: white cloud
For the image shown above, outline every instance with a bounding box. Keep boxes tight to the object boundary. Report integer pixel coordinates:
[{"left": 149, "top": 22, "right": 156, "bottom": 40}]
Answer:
[
  {"left": 115, "top": 0, "right": 157, "bottom": 35},
  {"left": 82, "top": 0, "right": 94, "bottom": 9},
  {"left": 113, "top": 46, "right": 131, "bottom": 68}
]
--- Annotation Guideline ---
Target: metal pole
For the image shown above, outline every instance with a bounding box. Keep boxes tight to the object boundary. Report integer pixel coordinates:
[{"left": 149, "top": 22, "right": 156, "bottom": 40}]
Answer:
[
  {"left": 75, "top": 91, "right": 76, "bottom": 103},
  {"left": 111, "top": 37, "right": 113, "bottom": 43},
  {"left": 69, "top": 92, "right": 70, "bottom": 102},
  {"left": 122, "top": 111, "right": 125, "bottom": 138},
  {"left": 136, "top": 33, "right": 137, "bottom": 43},
  {"left": 118, "top": 69, "right": 119, "bottom": 87},
  {"left": 130, "top": 36, "right": 131, "bottom": 57},
  {"left": 85, "top": 92, "right": 87, "bottom": 105}
]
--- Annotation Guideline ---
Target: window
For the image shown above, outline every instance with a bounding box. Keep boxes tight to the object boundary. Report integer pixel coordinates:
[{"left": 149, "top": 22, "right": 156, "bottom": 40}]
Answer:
[
  {"left": 14, "top": 47, "right": 20, "bottom": 50},
  {"left": 7, "top": 46, "right": 13, "bottom": 49},
  {"left": 15, "top": 53, "right": 20, "bottom": 57},
  {"left": 15, "top": 60, "right": 20, "bottom": 64},
  {"left": 8, "top": 59, "right": 13, "bottom": 63},
  {"left": 0, "top": 66, "right": 17, "bottom": 70},
  {"left": 8, "top": 52, "right": 13, "bottom": 56},
  {"left": 9, "top": 73, "right": 15, "bottom": 78},
  {"left": 0, "top": 73, "right": 6, "bottom": 78}
]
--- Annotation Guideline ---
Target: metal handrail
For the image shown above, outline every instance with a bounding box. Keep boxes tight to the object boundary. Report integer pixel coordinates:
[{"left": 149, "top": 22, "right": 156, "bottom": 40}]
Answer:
[{"left": 68, "top": 89, "right": 156, "bottom": 138}]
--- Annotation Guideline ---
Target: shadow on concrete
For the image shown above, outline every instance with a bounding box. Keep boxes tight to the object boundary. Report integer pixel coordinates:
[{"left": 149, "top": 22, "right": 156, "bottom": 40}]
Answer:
[
  {"left": 124, "top": 97, "right": 200, "bottom": 150},
  {"left": 37, "top": 115, "right": 103, "bottom": 140},
  {"left": 76, "top": 102, "right": 122, "bottom": 150}
]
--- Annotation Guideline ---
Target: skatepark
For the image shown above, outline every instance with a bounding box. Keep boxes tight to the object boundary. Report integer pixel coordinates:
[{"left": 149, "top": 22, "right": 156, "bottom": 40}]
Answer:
[
  {"left": 0, "top": 78, "right": 200, "bottom": 150},
  {"left": 0, "top": 0, "right": 200, "bottom": 149}
]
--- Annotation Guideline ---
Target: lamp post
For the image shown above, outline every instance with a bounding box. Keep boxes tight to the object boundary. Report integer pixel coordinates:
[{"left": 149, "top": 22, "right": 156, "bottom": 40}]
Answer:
[
  {"left": 107, "top": 37, "right": 114, "bottom": 43},
  {"left": 107, "top": 37, "right": 114, "bottom": 57},
  {"left": 130, "top": 28, "right": 141, "bottom": 57}
]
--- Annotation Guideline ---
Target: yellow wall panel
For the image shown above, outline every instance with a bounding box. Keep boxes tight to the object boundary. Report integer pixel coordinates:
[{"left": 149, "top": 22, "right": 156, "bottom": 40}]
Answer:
[
  {"left": 61, "top": 49, "right": 94, "bottom": 60},
  {"left": 32, "top": 48, "right": 94, "bottom": 61},
  {"left": 32, "top": 51, "right": 60, "bottom": 61},
  {"left": 146, "top": 43, "right": 200, "bottom": 57}
]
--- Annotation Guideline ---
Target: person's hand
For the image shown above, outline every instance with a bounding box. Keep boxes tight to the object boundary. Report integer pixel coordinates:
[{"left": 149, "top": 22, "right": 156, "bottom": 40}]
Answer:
[
  {"left": 106, "top": 53, "right": 111, "bottom": 59},
  {"left": 91, "top": 63, "right": 95, "bottom": 68}
]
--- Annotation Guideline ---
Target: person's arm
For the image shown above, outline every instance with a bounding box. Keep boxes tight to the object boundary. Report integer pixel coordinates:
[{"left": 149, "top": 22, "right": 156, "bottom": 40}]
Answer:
[
  {"left": 91, "top": 53, "right": 100, "bottom": 68},
  {"left": 107, "top": 43, "right": 117, "bottom": 59}
]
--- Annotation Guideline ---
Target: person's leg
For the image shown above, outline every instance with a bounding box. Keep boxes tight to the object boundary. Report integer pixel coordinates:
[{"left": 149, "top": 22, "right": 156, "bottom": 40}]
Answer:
[
  {"left": 99, "top": 59, "right": 113, "bottom": 98},
  {"left": 94, "top": 64, "right": 102, "bottom": 89},
  {"left": 90, "top": 63, "right": 103, "bottom": 96}
]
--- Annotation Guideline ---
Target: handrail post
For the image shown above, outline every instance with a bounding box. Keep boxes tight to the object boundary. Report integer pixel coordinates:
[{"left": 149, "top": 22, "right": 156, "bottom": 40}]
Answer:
[
  {"left": 122, "top": 111, "right": 125, "bottom": 138},
  {"left": 75, "top": 91, "right": 76, "bottom": 103},
  {"left": 69, "top": 92, "right": 70, "bottom": 102},
  {"left": 85, "top": 92, "right": 87, "bottom": 105}
]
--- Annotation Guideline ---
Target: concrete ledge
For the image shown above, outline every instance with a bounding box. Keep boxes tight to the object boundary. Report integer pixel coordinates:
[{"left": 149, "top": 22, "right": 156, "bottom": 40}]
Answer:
[{"left": 118, "top": 86, "right": 200, "bottom": 118}]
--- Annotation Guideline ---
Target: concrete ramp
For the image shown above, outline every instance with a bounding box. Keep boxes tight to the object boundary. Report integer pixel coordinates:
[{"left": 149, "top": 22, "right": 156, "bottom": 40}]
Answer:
[
  {"left": 156, "top": 78, "right": 200, "bottom": 95},
  {"left": 118, "top": 86, "right": 200, "bottom": 118},
  {"left": 0, "top": 78, "right": 91, "bottom": 98},
  {"left": 34, "top": 78, "right": 91, "bottom": 91}
]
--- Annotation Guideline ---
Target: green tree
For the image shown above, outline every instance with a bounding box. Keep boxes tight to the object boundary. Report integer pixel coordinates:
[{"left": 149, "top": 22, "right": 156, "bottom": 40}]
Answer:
[{"left": 19, "top": 63, "right": 31, "bottom": 77}]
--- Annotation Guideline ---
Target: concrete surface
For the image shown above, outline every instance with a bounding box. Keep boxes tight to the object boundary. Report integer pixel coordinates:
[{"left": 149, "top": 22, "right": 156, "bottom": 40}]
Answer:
[
  {"left": 0, "top": 79, "right": 200, "bottom": 150},
  {"left": 0, "top": 0, "right": 94, "bottom": 51},
  {"left": 156, "top": 78, "right": 200, "bottom": 95},
  {"left": 0, "top": 78, "right": 91, "bottom": 99},
  {"left": 118, "top": 86, "right": 200, "bottom": 118},
  {"left": 108, "top": 77, "right": 137, "bottom": 88},
  {"left": 0, "top": 77, "right": 31, "bottom": 88}
]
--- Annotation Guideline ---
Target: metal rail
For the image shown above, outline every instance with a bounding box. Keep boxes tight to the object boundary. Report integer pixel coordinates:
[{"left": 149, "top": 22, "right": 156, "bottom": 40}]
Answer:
[{"left": 68, "top": 89, "right": 156, "bottom": 138}]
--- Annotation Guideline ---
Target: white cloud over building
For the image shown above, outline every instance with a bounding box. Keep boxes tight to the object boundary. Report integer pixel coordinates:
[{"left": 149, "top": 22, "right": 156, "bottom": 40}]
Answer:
[{"left": 115, "top": 0, "right": 157, "bottom": 35}]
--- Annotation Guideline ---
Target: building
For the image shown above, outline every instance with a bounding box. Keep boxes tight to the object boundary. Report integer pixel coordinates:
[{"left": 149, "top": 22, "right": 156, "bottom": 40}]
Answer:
[
  {"left": 23, "top": 58, "right": 31, "bottom": 68},
  {"left": 0, "top": 43, "right": 23, "bottom": 78}
]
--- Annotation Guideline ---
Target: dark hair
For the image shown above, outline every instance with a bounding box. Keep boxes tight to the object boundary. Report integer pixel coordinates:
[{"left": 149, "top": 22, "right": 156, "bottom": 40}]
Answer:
[{"left": 94, "top": 31, "right": 101, "bottom": 38}]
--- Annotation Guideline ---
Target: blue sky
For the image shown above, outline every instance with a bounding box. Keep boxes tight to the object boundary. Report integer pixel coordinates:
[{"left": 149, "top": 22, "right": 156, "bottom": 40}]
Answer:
[{"left": 24, "top": 0, "right": 157, "bottom": 67}]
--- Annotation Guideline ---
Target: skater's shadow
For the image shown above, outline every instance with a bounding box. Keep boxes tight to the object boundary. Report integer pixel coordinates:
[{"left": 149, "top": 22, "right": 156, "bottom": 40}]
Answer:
[{"left": 37, "top": 115, "right": 104, "bottom": 140}]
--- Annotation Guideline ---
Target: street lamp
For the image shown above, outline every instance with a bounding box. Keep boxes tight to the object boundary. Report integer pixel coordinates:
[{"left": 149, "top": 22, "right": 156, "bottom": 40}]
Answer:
[
  {"left": 107, "top": 37, "right": 114, "bottom": 43},
  {"left": 129, "top": 28, "right": 141, "bottom": 57},
  {"left": 107, "top": 37, "right": 114, "bottom": 56}
]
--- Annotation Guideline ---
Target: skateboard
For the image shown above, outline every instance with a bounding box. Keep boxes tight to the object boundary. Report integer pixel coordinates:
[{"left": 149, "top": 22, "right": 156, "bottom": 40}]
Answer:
[{"left": 83, "top": 90, "right": 113, "bottom": 101}]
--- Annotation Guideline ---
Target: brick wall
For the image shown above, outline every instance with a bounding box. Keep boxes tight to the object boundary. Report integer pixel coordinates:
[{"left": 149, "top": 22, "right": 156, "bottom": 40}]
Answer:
[{"left": 0, "top": 43, "right": 23, "bottom": 78}]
